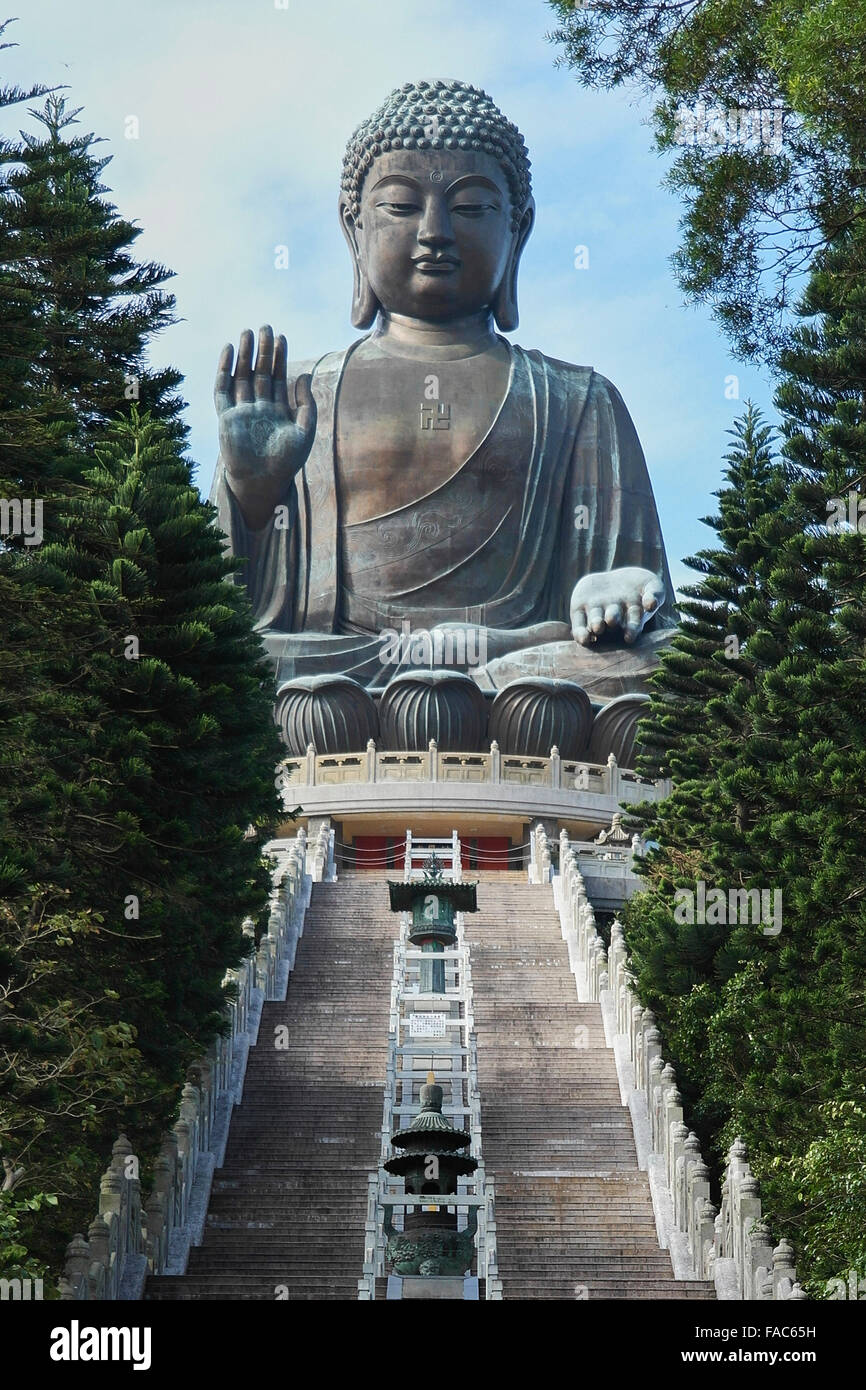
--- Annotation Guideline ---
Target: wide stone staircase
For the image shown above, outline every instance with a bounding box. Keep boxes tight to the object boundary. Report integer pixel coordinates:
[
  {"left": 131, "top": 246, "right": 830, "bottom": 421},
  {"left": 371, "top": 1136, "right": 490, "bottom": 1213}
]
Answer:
[
  {"left": 145, "top": 864, "right": 715, "bottom": 1301},
  {"left": 465, "top": 873, "right": 715, "bottom": 1300},
  {"left": 146, "top": 875, "right": 395, "bottom": 1301}
]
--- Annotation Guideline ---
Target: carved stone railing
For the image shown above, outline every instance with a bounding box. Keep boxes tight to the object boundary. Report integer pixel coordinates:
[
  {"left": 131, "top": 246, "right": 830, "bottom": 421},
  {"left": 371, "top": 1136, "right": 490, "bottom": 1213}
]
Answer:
[
  {"left": 529, "top": 820, "right": 554, "bottom": 883},
  {"left": 278, "top": 740, "right": 669, "bottom": 801},
  {"left": 305, "top": 821, "right": 335, "bottom": 881},
  {"left": 535, "top": 822, "right": 807, "bottom": 1302},
  {"left": 402, "top": 829, "right": 462, "bottom": 881},
  {"left": 58, "top": 833, "right": 311, "bottom": 1300}
]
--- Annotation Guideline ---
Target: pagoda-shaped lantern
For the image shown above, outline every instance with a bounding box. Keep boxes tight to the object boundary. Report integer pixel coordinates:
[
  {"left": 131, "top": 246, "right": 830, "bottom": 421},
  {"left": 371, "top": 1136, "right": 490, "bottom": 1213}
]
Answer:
[
  {"left": 383, "top": 1073, "right": 478, "bottom": 1277},
  {"left": 387, "top": 853, "right": 477, "bottom": 993},
  {"left": 594, "top": 812, "right": 633, "bottom": 860}
]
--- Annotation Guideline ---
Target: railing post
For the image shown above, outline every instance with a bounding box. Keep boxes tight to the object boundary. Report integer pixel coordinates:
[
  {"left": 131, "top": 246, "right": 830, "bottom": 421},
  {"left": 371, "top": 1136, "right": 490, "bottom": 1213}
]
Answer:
[
  {"left": 772, "top": 1239, "right": 797, "bottom": 1300},
  {"left": 607, "top": 752, "right": 619, "bottom": 797},
  {"left": 490, "top": 738, "right": 501, "bottom": 783},
  {"left": 305, "top": 741, "right": 316, "bottom": 786},
  {"left": 328, "top": 827, "right": 335, "bottom": 879},
  {"left": 61, "top": 831, "right": 317, "bottom": 1300},
  {"left": 366, "top": 737, "right": 376, "bottom": 782},
  {"left": 550, "top": 744, "right": 561, "bottom": 789},
  {"left": 548, "top": 844, "right": 806, "bottom": 1299},
  {"left": 60, "top": 1233, "right": 91, "bottom": 1301}
]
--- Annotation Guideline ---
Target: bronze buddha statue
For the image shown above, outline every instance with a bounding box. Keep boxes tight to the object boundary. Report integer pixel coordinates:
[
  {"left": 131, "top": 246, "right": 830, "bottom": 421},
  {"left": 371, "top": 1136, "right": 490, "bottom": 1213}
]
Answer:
[{"left": 211, "top": 79, "right": 675, "bottom": 717}]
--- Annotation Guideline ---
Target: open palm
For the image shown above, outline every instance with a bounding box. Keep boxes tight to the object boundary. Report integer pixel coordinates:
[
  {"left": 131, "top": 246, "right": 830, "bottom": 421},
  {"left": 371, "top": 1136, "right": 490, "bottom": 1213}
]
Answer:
[{"left": 215, "top": 325, "right": 315, "bottom": 486}]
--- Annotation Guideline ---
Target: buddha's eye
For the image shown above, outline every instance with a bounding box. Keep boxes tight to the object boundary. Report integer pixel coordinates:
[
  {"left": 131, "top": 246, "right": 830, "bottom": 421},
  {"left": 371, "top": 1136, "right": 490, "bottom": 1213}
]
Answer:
[
  {"left": 451, "top": 202, "right": 498, "bottom": 218},
  {"left": 378, "top": 201, "right": 421, "bottom": 216}
]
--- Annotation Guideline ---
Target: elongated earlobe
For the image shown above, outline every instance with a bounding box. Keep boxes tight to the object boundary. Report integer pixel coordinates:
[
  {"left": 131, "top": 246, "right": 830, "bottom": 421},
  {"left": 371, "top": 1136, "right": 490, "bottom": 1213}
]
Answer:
[
  {"left": 492, "top": 199, "right": 535, "bottom": 332},
  {"left": 339, "top": 197, "right": 381, "bottom": 329},
  {"left": 351, "top": 273, "right": 380, "bottom": 329}
]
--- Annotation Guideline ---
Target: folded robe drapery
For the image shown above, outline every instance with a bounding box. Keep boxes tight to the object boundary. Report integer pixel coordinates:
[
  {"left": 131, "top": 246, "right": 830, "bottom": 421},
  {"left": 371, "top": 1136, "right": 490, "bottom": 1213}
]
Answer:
[{"left": 210, "top": 337, "right": 676, "bottom": 688}]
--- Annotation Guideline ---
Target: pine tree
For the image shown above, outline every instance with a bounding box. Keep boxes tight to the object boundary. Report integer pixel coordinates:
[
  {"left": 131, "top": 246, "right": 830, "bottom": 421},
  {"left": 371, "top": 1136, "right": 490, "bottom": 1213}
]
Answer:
[
  {"left": 719, "top": 217, "right": 866, "bottom": 1287},
  {"left": 627, "top": 404, "right": 799, "bottom": 1068},
  {"left": 4, "top": 94, "right": 184, "bottom": 462},
  {"left": 0, "top": 33, "right": 146, "bottom": 1263},
  {"left": 4, "top": 408, "right": 283, "bottom": 1269},
  {"left": 45, "top": 408, "right": 282, "bottom": 1083},
  {"left": 0, "top": 20, "right": 51, "bottom": 444},
  {"left": 625, "top": 222, "right": 866, "bottom": 1288},
  {"left": 1, "top": 83, "right": 283, "bottom": 1271},
  {"left": 1, "top": 84, "right": 190, "bottom": 899}
]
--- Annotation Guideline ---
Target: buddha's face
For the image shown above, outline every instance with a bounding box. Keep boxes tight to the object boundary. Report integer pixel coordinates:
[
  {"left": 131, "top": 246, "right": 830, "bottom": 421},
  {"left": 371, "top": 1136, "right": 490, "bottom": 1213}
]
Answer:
[{"left": 350, "top": 149, "right": 518, "bottom": 323}]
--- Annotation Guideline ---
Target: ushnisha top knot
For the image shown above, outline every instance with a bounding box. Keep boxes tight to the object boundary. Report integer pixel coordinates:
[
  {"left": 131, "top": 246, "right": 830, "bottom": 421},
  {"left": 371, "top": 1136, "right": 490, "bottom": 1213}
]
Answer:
[{"left": 341, "top": 78, "right": 532, "bottom": 231}]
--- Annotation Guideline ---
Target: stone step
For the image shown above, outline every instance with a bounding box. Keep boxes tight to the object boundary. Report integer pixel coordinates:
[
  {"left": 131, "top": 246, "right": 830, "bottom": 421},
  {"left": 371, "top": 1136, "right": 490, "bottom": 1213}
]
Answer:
[
  {"left": 466, "top": 884, "right": 715, "bottom": 1302},
  {"left": 147, "top": 870, "right": 715, "bottom": 1303},
  {"left": 145, "top": 873, "right": 393, "bottom": 1303}
]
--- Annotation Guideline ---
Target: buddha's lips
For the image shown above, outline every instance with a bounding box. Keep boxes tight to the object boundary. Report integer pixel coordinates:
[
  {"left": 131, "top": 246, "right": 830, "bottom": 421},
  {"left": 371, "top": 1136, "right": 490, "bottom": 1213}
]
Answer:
[{"left": 412, "top": 256, "right": 460, "bottom": 273}]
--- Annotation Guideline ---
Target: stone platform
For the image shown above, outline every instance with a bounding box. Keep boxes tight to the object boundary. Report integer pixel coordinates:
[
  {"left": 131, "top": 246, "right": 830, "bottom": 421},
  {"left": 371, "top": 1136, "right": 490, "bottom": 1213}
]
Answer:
[{"left": 277, "top": 742, "right": 670, "bottom": 849}]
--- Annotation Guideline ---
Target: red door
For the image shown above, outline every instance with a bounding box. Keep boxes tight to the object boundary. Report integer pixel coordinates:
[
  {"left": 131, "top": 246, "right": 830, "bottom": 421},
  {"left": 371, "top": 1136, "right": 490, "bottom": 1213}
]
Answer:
[
  {"left": 461, "top": 837, "right": 512, "bottom": 870},
  {"left": 477, "top": 836, "right": 511, "bottom": 870},
  {"left": 353, "top": 835, "right": 388, "bottom": 868},
  {"left": 352, "top": 836, "right": 405, "bottom": 869}
]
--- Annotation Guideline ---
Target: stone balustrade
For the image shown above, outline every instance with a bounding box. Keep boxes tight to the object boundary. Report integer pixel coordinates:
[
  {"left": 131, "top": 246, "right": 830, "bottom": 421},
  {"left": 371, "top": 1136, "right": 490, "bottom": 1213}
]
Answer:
[
  {"left": 531, "top": 828, "right": 643, "bottom": 882},
  {"left": 58, "top": 833, "right": 311, "bottom": 1300},
  {"left": 305, "top": 821, "right": 335, "bottom": 881},
  {"left": 279, "top": 740, "right": 669, "bottom": 799},
  {"left": 402, "top": 829, "right": 462, "bottom": 881},
  {"left": 533, "top": 822, "right": 808, "bottom": 1302}
]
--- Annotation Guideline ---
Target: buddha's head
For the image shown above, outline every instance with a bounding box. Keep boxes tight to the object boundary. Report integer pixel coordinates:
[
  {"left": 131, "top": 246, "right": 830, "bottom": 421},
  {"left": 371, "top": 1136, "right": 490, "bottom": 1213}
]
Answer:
[{"left": 340, "top": 79, "right": 534, "bottom": 332}]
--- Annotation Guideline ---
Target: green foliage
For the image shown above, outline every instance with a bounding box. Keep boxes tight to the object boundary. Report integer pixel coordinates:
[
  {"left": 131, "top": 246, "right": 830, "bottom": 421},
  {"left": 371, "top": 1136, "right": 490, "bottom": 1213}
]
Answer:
[
  {"left": 0, "top": 1188, "right": 57, "bottom": 1283},
  {"left": 0, "top": 898, "right": 143, "bottom": 1157},
  {"left": 770, "top": 1100, "right": 866, "bottom": 1295},
  {"left": 625, "top": 401, "right": 802, "bottom": 1139},
  {"left": 0, "top": 74, "right": 281, "bottom": 1276},
  {"left": 4, "top": 92, "right": 184, "bottom": 461},
  {"left": 547, "top": 0, "right": 866, "bottom": 362},
  {"left": 624, "top": 218, "right": 866, "bottom": 1282}
]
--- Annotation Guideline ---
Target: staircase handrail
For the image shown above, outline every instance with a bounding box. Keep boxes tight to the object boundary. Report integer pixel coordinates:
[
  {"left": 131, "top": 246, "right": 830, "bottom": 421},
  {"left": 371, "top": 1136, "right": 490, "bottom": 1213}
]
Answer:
[
  {"left": 550, "top": 846, "right": 807, "bottom": 1302},
  {"left": 58, "top": 833, "right": 311, "bottom": 1300}
]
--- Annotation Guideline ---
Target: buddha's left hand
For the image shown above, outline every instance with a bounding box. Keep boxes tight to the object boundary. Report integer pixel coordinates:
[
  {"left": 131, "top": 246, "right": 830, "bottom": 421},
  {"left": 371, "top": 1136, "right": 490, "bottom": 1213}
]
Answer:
[{"left": 570, "top": 568, "right": 665, "bottom": 646}]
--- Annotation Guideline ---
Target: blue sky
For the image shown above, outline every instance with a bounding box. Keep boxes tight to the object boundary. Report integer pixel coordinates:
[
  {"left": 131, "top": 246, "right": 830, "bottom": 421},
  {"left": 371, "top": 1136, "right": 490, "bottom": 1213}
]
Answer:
[{"left": 2, "top": 0, "right": 779, "bottom": 595}]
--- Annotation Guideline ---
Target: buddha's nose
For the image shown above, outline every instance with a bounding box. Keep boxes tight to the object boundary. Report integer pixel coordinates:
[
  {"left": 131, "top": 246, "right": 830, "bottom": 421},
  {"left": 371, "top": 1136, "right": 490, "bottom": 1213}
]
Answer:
[{"left": 417, "top": 198, "right": 455, "bottom": 248}]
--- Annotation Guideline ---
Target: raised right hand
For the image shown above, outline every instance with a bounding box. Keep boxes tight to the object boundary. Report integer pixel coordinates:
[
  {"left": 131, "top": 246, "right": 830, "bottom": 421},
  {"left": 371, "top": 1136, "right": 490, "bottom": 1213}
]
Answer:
[{"left": 214, "top": 325, "right": 316, "bottom": 489}]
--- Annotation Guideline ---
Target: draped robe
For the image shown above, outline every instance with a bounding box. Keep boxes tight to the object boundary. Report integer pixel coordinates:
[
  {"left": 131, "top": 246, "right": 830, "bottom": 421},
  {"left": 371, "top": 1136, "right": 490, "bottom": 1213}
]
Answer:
[{"left": 210, "top": 337, "right": 676, "bottom": 691}]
